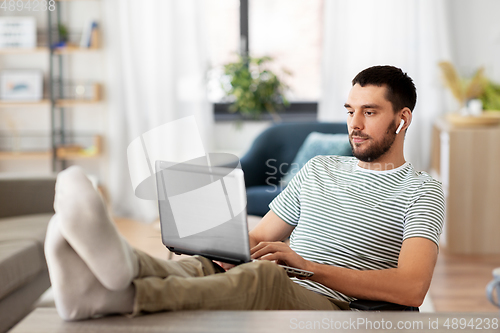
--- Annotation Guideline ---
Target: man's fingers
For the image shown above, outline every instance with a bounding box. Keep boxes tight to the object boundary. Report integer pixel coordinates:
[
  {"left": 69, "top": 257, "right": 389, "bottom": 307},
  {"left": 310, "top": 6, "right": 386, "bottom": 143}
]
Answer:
[
  {"left": 259, "top": 252, "right": 283, "bottom": 262},
  {"left": 251, "top": 247, "right": 274, "bottom": 259},
  {"left": 251, "top": 242, "right": 284, "bottom": 259},
  {"left": 250, "top": 241, "right": 278, "bottom": 254},
  {"left": 250, "top": 242, "right": 266, "bottom": 255}
]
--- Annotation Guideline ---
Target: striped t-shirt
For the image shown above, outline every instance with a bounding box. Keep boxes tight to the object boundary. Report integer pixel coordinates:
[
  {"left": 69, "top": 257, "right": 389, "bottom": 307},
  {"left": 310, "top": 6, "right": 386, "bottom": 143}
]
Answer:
[{"left": 269, "top": 155, "right": 445, "bottom": 302}]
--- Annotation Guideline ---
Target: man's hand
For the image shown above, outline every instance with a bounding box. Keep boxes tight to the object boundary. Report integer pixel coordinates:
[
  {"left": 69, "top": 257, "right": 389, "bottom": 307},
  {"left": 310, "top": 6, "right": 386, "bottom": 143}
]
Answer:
[{"left": 250, "top": 241, "right": 311, "bottom": 272}]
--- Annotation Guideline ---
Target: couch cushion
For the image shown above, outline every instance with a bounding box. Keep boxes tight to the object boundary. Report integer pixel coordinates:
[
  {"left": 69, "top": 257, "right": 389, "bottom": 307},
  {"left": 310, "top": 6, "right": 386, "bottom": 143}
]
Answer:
[
  {"left": 0, "top": 213, "right": 53, "bottom": 244},
  {"left": 281, "top": 132, "right": 351, "bottom": 184},
  {"left": 0, "top": 240, "right": 44, "bottom": 300},
  {"left": 246, "top": 186, "right": 283, "bottom": 217},
  {"left": 0, "top": 175, "right": 56, "bottom": 219}
]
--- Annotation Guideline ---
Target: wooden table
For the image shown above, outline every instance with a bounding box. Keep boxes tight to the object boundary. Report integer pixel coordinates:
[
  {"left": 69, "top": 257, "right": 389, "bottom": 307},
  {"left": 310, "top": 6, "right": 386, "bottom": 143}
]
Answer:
[{"left": 10, "top": 308, "right": 500, "bottom": 333}]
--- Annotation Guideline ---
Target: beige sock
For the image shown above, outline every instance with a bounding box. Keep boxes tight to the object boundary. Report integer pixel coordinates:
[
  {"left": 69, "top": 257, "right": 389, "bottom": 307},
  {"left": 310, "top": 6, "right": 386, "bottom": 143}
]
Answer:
[
  {"left": 44, "top": 215, "right": 135, "bottom": 320},
  {"left": 54, "top": 166, "right": 139, "bottom": 290}
]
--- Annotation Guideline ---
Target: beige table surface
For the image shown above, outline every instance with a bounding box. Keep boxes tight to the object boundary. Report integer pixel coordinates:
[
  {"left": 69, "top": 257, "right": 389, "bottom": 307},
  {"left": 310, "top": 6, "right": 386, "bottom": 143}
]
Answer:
[{"left": 9, "top": 308, "right": 500, "bottom": 333}]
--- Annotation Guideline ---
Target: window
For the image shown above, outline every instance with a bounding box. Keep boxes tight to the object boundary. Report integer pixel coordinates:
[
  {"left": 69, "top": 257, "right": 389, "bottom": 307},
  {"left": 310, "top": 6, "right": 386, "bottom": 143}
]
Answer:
[
  {"left": 249, "top": 0, "right": 323, "bottom": 102},
  {"left": 206, "top": 0, "right": 323, "bottom": 118}
]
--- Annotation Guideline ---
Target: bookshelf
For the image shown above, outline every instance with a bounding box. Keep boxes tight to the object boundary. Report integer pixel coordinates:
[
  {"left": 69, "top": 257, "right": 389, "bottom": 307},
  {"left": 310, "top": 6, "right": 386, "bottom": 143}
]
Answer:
[
  {"left": 0, "top": 100, "right": 51, "bottom": 107},
  {"left": 0, "top": 47, "right": 49, "bottom": 54},
  {"left": 0, "top": 1, "right": 103, "bottom": 173},
  {"left": 0, "top": 151, "right": 51, "bottom": 160},
  {"left": 55, "top": 100, "right": 101, "bottom": 107},
  {"left": 53, "top": 46, "right": 99, "bottom": 55}
]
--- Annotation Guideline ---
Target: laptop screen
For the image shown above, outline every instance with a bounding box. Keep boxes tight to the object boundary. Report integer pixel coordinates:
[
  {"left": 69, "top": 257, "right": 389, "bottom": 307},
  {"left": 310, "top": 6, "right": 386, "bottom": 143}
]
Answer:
[{"left": 155, "top": 160, "right": 251, "bottom": 264}]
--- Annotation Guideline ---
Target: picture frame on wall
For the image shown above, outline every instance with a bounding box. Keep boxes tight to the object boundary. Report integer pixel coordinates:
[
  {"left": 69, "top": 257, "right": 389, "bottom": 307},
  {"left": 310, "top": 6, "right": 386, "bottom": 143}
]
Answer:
[
  {"left": 0, "top": 17, "right": 37, "bottom": 49},
  {"left": 0, "top": 70, "right": 43, "bottom": 101}
]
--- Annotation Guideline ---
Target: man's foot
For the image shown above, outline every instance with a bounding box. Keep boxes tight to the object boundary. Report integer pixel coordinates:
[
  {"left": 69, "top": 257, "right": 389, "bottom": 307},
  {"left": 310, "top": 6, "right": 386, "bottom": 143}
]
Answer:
[
  {"left": 54, "top": 166, "right": 139, "bottom": 290},
  {"left": 45, "top": 215, "right": 135, "bottom": 320}
]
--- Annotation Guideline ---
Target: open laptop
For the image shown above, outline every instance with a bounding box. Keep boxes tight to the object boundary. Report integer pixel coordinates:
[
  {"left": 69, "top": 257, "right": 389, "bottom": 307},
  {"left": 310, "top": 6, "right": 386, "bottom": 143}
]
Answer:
[{"left": 155, "top": 160, "right": 313, "bottom": 278}]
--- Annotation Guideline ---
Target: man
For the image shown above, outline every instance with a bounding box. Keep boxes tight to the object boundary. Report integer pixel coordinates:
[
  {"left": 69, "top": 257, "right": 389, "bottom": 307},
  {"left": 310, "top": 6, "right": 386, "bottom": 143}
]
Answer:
[{"left": 45, "top": 65, "right": 444, "bottom": 320}]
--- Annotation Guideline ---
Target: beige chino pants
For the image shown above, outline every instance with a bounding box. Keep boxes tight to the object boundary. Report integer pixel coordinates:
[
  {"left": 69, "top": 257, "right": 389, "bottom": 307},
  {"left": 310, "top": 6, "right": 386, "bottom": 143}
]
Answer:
[{"left": 131, "top": 250, "right": 349, "bottom": 316}]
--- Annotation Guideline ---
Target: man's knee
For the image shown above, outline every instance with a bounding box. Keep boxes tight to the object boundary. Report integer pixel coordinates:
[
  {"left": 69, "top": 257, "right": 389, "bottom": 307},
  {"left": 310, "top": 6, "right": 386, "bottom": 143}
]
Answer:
[{"left": 245, "top": 260, "right": 289, "bottom": 282}]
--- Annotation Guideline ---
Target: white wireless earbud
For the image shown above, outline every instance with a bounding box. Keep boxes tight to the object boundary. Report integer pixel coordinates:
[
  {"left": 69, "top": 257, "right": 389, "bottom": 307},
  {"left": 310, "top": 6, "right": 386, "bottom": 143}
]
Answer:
[{"left": 395, "top": 119, "right": 405, "bottom": 134}]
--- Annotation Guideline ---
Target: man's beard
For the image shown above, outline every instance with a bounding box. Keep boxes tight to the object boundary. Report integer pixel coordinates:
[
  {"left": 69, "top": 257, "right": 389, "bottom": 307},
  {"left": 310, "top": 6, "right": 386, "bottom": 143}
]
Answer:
[{"left": 349, "top": 120, "right": 398, "bottom": 163}]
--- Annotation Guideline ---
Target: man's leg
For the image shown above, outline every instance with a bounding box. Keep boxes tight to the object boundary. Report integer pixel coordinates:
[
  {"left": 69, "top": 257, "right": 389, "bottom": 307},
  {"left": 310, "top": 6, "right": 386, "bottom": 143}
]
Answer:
[
  {"left": 132, "top": 258, "right": 341, "bottom": 314},
  {"left": 45, "top": 215, "right": 135, "bottom": 320},
  {"left": 53, "top": 166, "right": 139, "bottom": 290},
  {"left": 46, "top": 166, "right": 224, "bottom": 320}
]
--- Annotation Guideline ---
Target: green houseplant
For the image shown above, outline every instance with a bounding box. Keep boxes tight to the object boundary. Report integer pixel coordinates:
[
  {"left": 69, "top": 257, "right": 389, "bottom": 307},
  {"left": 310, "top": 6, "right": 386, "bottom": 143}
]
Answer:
[
  {"left": 438, "top": 61, "right": 500, "bottom": 113},
  {"left": 221, "top": 55, "right": 290, "bottom": 121},
  {"left": 480, "top": 79, "right": 500, "bottom": 112}
]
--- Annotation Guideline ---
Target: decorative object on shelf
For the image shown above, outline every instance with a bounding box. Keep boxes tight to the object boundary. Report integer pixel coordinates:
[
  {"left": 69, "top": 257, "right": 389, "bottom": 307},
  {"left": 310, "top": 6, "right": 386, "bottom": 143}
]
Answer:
[
  {"left": 58, "top": 24, "right": 69, "bottom": 44},
  {"left": 53, "top": 81, "right": 101, "bottom": 102},
  {"left": 51, "top": 24, "right": 69, "bottom": 48},
  {"left": 56, "top": 135, "right": 101, "bottom": 159},
  {"left": 80, "top": 19, "right": 99, "bottom": 49},
  {"left": 467, "top": 98, "right": 483, "bottom": 116},
  {"left": 0, "top": 70, "right": 43, "bottom": 101},
  {"left": 479, "top": 78, "right": 500, "bottom": 112},
  {"left": 438, "top": 61, "right": 486, "bottom": 116},
  {"left": 0, "top": 17, "right": 36, "bottom": 49},
  {"left": 221, "top": 55, "right": 290, "bottom": 121},
  {"left": 52, "top": 21, "right": 100, "bottom": 51}
]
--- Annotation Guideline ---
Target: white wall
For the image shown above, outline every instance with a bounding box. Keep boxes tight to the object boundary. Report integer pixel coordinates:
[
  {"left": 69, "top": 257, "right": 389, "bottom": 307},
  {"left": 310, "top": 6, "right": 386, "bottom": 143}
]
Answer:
[{"left": 447, "top": 0, "right": 500, "bottom": 82}]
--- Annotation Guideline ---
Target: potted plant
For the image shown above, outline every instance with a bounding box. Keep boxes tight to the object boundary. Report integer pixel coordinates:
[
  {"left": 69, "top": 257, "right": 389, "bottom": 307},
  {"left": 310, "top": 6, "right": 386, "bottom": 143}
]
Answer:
[
  {"left": 438, "top": 61, "right": 486, "bottom": 114},
  {"left": 480, "top": 79, "right": 500, "bottom": 112},
  {"left": 221, "top": 55, "right": 290, "bottom": 121}
]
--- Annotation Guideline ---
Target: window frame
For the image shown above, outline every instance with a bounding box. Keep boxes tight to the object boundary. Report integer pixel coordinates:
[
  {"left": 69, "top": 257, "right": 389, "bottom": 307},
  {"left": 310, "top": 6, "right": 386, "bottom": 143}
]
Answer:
[{"left": 214, "top": 102, "right": 317, "bottom": 121}]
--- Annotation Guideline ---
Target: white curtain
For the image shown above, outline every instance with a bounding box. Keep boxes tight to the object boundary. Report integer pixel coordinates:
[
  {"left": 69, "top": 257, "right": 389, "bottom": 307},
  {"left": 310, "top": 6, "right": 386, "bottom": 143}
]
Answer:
[
  {"left": 103, "top": 0, "right": 213, "bottom": 222},
  {"left": 319, "top": 0, "right": 452, "bottom": 171}
]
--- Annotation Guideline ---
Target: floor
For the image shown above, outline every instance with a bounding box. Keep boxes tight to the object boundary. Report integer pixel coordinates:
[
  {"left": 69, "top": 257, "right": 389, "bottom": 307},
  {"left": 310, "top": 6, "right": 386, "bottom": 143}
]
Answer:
[
  {"left": 430, "top": 249, "right": 500, "bottom": 312},
  {"left": 114, "top": 217, "right": 500, "bottom": 313}
]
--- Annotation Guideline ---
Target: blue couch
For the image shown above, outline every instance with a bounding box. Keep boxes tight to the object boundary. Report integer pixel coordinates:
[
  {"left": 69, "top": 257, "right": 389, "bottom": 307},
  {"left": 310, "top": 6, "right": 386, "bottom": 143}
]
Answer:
[{"left": 240, "top": 122, "right": 351, "bottom": 217}]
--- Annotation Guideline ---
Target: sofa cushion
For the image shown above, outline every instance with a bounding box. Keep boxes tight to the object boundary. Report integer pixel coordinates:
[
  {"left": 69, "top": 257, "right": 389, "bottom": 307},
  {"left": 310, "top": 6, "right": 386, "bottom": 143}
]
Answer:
[
  {"left": 0, "top": 176, "right": 56, "bottom": 219},
  {"left": 0, "top": 240, "right": 44, "bottom": 300},
  {"left": 246, "top": 186, "right": 283, "bottom": 218},
  {"left": 0, "top": 213, "right": 53, "bottom": 244},
  {"left": 281, "top": 132, "right": 351, "bottom": 184}
]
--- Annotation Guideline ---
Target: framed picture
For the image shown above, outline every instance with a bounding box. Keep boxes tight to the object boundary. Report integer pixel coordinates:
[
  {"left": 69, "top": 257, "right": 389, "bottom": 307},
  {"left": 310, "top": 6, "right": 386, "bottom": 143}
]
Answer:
[
  {"left": 0, "top": 70, "right": 43, "bottom": 101},
  {"left": 0, "top": 17, "right": 37, "bottom": 49}
]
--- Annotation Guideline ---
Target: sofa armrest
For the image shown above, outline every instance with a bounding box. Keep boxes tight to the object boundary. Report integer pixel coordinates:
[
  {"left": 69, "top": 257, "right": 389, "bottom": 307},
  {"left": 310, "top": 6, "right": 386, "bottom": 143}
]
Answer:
[{"left": 0, "top": 175, "right": 56, "bottom": 219}]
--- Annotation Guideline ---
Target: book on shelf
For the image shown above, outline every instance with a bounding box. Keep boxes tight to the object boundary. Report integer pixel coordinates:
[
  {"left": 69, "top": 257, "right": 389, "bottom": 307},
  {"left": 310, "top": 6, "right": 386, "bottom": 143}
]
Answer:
[{"left": 80, "top": 20, "right": 99, "bottom": 49}]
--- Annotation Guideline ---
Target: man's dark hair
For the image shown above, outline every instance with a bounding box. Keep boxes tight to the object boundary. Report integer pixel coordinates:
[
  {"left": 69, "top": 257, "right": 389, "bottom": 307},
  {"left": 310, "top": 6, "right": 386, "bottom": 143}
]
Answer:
[{"left": 352, "top": 65, "right": 417, "bottom": 112}]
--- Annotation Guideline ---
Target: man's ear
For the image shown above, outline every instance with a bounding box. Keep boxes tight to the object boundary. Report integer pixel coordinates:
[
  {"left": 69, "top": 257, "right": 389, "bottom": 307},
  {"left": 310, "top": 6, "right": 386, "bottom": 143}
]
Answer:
[{"left": 399, "top": 107, "right": 412, "bottom": 132}]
